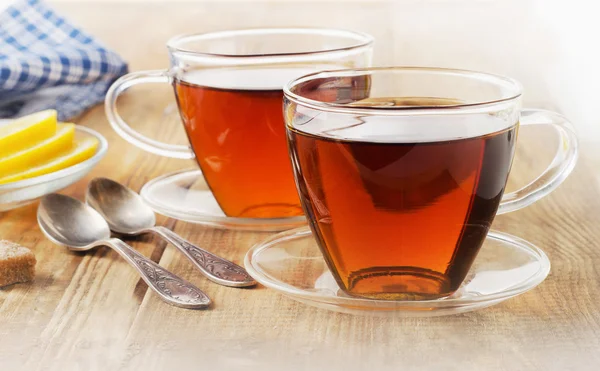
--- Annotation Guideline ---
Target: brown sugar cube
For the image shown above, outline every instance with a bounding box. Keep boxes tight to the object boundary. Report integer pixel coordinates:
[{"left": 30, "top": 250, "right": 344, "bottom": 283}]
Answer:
[{"left": 0, "top": 240, "right": 36, "bottom": 288}]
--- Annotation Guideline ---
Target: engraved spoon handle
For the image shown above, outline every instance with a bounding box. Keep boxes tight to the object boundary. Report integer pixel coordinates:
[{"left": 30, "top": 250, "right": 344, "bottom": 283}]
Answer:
[
  {"left": 104, "top": 238, "right": 211, "bottom": 309},
  {"left": 150, "top": 226, "right": 256, "bottom": 287}
]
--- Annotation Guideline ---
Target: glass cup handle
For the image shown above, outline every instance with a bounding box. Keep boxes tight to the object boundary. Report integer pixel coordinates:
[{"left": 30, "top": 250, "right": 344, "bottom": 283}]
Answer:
[
  {"left": 105, "top": 69, "right": 195, "bottom": 159},
  {"left": 497, "top": 108, "right": 579, "bottom": 215}
]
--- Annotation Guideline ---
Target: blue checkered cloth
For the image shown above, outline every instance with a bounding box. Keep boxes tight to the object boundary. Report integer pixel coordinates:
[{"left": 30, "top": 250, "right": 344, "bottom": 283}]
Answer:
[{"left": 0, "top": 0, "right": 128, "bottom": 120}]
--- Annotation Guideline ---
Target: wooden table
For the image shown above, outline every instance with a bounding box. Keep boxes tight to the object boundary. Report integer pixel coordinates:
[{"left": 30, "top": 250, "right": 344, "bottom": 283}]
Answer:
[{"left": 2, "top": 2, "right": 600, "bottom": 370}]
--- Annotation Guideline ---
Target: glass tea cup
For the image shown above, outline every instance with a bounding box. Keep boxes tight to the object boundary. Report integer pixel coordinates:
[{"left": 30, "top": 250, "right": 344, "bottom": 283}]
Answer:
[
  {"left": 283, "top": 67, "right": 578, "bottom": 300},
  {"left": 105, "top": 28, "right": 373, "bottom": 219}
]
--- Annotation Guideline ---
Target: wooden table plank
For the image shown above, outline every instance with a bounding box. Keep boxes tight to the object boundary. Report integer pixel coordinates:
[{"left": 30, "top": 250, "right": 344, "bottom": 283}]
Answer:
[{"left": 1, "top": 2, "right": 599, "bottom": 370}]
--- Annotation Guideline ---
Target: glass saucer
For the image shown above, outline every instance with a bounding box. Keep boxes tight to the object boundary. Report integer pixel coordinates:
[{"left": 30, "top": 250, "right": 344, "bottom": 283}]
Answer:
[
  {"left": 0, "top": 123, "right": 108, "bottom": 212},
  {"left": 140, "top": 169, "right": 307, "bottom": 231},
  {"left": 244, "top": 227, "right": 550, "bottom": 317}
]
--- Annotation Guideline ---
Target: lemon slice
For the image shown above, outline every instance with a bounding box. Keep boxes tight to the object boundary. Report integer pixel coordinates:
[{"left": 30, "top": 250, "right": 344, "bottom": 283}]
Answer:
[
  {"left": 0, "top": 110, "right": 57, "bottom": 157},
  {"left": 0, "top": 137, "right": 99, "bottom": 185},
  {"left": 0, "top": 123, "right": 75, "bottom": 178}
]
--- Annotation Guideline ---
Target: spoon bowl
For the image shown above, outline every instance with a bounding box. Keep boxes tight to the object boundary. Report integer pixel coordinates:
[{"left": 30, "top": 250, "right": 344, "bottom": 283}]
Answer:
[
  {"left": 87, "top": 177, "right": 155, "bottom": 234},
  {"left": 38, "top": 193, "right": 110, "bottom": 250}
]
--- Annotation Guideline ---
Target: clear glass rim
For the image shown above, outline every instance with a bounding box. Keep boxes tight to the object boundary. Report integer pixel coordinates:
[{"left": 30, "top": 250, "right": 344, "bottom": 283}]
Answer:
[
  {"left": 283, "top": 66, "right": 524, "bottom": 116},
  {"left": 166, "top": 27, "right": 374, "bottom": 59}
]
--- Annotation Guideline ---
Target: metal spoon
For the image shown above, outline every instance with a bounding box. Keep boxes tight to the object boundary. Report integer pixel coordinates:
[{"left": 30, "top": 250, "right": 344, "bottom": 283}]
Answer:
[
  {"left": 37, "top": 193, "right": 211, "bottom": 309},
  {"left": 86, "top": 177, "right": 256, "bottom": 288}
]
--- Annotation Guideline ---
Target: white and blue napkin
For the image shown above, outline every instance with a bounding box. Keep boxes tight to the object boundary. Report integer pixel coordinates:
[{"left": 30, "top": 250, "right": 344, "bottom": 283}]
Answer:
[{"left": 0, "top": 0, "right": 128, "bottom": 120}]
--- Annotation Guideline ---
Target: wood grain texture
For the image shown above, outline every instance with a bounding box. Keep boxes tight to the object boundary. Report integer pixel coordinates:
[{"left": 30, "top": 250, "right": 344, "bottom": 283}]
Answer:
[{"left": 1, "top": 2, "right": 599, "bottom": 370}]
